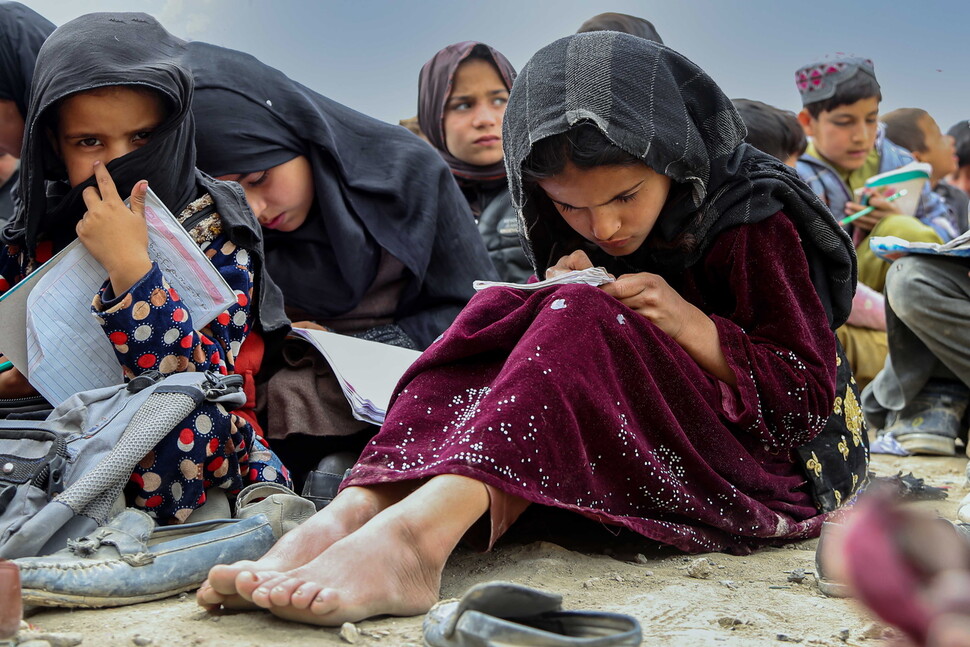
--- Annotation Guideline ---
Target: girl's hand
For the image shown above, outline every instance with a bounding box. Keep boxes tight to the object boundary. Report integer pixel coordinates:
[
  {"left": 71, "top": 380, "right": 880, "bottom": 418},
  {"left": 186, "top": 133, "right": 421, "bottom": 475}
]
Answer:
[
  {"left": 601, "top": 272, "right": 735, "bottom": 384},
  {"left": 291, "top": 320, "right": 331, "bottom": 332},
  {"left": 545, "top": 250, "right": 594, "bottom": 278},
  {"left": 77, "top": 161, "right": 153, "bottom": 295},
  {"left": 600, "top": 272, "right": 694, "bottom": 340}
]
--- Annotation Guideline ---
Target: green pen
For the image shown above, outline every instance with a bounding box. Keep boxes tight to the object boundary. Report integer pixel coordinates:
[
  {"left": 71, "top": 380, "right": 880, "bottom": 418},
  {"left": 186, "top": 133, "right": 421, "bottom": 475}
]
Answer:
[
  {"left": 840, "top": 189, "right": 908, "bottom": 226},
  {"left": 0, "top": 360, "right": 12, "bottom": 373}
]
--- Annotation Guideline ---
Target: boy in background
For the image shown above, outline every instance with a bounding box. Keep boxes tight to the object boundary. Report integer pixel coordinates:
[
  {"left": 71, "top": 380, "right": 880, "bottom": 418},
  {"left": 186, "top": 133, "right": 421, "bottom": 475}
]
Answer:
[
  {"left": 947, "top": 120, "right": 970, "bottom": 200},
  {"left": 882, "top": 108, "right": 966, "bottom": 233},
  {"left": 794, "top": 56, "right": 953, "bottom": 390},
  {"left": 733, "top": 98, "right": 805, "bottom": 168}
]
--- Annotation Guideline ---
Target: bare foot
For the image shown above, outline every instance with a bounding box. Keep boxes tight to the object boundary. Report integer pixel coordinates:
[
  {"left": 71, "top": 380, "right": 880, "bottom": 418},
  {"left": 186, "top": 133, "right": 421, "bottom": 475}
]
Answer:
[
  {"left": 242, "top": 474, "right": 491, "bottom": 625},
  {"left": 196, "top": 485, "right": 395, "bottom": 610}
]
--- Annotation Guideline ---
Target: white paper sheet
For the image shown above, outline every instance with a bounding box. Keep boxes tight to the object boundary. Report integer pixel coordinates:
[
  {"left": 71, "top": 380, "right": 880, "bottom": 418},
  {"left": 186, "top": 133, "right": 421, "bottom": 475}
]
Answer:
[{"left": 472, "top": 266, "right": 615, "bottom": 291}]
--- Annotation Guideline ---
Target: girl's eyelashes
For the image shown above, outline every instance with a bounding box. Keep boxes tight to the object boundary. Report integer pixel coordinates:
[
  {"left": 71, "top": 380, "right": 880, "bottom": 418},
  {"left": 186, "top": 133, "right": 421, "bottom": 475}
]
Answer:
[
  {"left": 241, "top": 170, "right": 269, "bottom": 187},
  {"left": 77, "top": 137, "right": 100, "bottom": 147},
  {"left": 554, "top": 192, "right": 638, "bottom": 212}
]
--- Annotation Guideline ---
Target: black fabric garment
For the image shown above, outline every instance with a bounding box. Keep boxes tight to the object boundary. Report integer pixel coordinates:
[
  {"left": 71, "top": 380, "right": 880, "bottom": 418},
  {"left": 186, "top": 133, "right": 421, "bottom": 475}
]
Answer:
[
  {"left": 0, "top": 2, "right": 54, "bottom": 118},
  {"left": 3, "top": 13, "right": 287, "bottom": 336},
  {"left": 0, "top": 168, "right": 18, "bottom": 227},
  {"left": 188, "top": 41, "right": 496, "bottom": 348},
  {"left": 472, "top": 183, "right": 533, "bottom": 284},
  {"left": 503, "top": 32, "right": 856, "bottom": 329}
]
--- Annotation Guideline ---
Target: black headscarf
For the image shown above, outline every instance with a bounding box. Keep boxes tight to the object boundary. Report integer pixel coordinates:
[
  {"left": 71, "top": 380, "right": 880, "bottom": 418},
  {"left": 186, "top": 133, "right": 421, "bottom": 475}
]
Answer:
[
  {"left": 418, "top": 41, "right": 516, "bottom": 182},
  {"left": 189, "top": 41, "right": 495, "bottom": 346},
  {"left": 0, "top": 1, "right": 54, "bottom": 118},
  {"left": 5, "top": 13, "right": 287, "bottom": 335},
  {"left": 504, "top": 32, "right": 856, "bottom": 328}
]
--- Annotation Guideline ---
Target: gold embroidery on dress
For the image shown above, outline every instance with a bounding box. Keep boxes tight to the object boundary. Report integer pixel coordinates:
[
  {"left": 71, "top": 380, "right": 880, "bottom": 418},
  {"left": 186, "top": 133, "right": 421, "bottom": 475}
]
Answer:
[
  {"left": 806, "top": 452, "right": 822, "bottom": 478},
  {"left": 843, "top": 386, "right": 864, "bottom": 447},
  {"left": 833, "top": 396, "right": 843, "bottom": 415},
  {"left": 852, "top": 473, "right": 859, "bottom": 490},
  {"left": 838, "top": 436, "right": 849, "bottom": 460},
  {"left": 836, "top": 353, "right": 842, "bottom": 367},
  {"left": 834, "top": 490, "right": 843, "bottom": 506}
]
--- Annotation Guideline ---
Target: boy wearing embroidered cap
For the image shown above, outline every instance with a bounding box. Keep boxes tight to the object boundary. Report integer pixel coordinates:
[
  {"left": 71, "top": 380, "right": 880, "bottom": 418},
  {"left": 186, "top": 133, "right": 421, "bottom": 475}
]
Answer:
[{"left": 794, "top": 55, "right": 953, "bottom": 391}]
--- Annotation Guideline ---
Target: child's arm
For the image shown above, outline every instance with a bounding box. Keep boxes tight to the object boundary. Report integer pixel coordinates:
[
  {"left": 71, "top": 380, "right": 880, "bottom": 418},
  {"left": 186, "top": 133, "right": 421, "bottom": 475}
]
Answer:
[{"left": 92, "top": 211, "right": 254, "bottom": 380}]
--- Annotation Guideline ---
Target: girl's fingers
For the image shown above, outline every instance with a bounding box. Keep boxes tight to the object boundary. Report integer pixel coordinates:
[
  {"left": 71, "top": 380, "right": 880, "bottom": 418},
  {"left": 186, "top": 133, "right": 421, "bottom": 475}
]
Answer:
[
  {"left": 92, "top": 160, "right": 121, "bottom": 201},
  {"left": 81, "top": 185, "right": 102, "bottom": 210},
  {"left": 129, "top": 180, "right": 149, "bottom": 217}
]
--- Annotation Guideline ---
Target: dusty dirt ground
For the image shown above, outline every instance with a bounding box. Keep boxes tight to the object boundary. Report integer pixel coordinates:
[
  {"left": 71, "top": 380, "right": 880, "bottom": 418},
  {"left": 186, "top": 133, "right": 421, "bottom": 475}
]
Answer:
[{"left": 17, "top": 450, "right": 967, "bottom": 647}]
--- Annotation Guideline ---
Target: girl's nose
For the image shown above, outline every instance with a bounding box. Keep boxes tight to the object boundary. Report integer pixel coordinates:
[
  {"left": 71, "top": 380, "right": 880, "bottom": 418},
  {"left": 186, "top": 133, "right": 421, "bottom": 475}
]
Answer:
[
  {"left": 472, "top": 105, "right": 497, "bottom": 128},
  {"left": 589, "top": 209, "right": 621, "bottom": 241}
]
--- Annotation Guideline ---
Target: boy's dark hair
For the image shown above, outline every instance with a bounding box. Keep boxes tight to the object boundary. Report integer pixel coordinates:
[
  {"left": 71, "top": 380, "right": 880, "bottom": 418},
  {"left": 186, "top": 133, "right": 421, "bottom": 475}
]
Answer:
[
  {"left": 520, "top": 123, "right": 642, "bottom": 185},
  {"left": 804, "top": 71, "right": 882, "bottom": 118},
  {"left": 948, "top": 120, "right": 970, "bottom": 168},
  {"left": 733, "top": 98, "right": 807, "bottom": 161},
  {"left": 577, "top": 12, "right": 663, "bottom": 44},
  {"left": 881, "top": 108, "right": 929, "bottom": 153}
]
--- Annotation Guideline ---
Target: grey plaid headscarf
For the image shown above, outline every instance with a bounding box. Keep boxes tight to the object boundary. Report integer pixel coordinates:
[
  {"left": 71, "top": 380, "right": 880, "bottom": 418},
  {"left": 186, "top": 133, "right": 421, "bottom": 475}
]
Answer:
[{"left": 504, "top": 32, "right": 856, "bottom": 328}]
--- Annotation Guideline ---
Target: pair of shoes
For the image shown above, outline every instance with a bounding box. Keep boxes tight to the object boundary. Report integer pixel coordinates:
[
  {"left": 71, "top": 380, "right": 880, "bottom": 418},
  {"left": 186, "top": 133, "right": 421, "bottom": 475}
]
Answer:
[
  {"left": 14, "top": 509, "right": 277, "bottom": 608},
  {"left": 424, "top": 581, "right": 642, "bottom": 646},
  {"left": 301, "top": 451, "right": 356, "bottom": 510},
  {"left": 884, "top": 380, "right": 970, "bottom": 456}
]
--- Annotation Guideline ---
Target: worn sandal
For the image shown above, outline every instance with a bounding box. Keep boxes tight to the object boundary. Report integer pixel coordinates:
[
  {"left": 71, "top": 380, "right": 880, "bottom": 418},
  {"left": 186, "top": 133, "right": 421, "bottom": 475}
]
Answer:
[{"left": 423, "top": 581, "right": 642, "bottom": 647}]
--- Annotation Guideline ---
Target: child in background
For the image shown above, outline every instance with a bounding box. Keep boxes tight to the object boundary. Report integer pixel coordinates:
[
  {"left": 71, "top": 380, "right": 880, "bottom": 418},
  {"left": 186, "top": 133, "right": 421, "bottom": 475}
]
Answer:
[
  {"left": 1, "top": 13, "right": 291, "bottom": 523},
  {"left": 733, "top": 98, "right": 806, "bottom": 167},
  {"left": 418, "top": 41, "right": 532, "bottom": 283},
  {"left": 947, "top": 120, "right": 970, "bottom": 200},
  {"left": 794, "top": 56, "right": 952, "bottom": 391},
  {"left": 0, "top": 1, "right": 53, "bottom": 158},
  {"left": 882, "top": 108, "right": 966, "bottom": 233}
]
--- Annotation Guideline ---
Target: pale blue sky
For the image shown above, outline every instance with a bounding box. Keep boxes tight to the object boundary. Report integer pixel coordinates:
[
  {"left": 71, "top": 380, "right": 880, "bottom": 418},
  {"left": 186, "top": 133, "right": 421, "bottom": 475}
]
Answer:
[{"left": 25, "top": 1, "right": 970, "bottom": 133}]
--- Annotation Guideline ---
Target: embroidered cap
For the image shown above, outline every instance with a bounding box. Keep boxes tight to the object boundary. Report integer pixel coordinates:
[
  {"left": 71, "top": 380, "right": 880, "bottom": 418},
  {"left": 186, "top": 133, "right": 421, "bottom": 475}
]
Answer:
[{"left": 795, "top": 56, "right": 877, "bottom": 105}]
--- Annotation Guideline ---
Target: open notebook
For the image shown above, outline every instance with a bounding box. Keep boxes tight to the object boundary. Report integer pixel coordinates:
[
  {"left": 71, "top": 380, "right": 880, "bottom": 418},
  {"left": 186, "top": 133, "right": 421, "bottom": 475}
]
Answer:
[
  {"left": 0, "top": 188, "right": 236, "bottom": 405},
  {"left": 857, "top": 161, "right": 931, "bottom": 218},
  {"left": 288, "top": 328, "right": 421, "bottom": 426}
]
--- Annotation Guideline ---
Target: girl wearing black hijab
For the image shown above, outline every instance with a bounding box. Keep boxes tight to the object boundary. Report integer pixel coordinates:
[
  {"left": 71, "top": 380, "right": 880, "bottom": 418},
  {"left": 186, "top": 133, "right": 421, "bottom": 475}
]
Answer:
[
  {"left": 188, "top": 42, "right": 498, "bottom": 480},
  {"left": 418, "top": 41, "right": 531, "bottom": 283},
  {"left": 2, "top": 13, "right": 291, "bottom": 523},
  {"left": 0, "top": 1, "right": 54, "bottom": 157},
  {"left": 199, "top": 33, "right": 863, "bottom": 626}
]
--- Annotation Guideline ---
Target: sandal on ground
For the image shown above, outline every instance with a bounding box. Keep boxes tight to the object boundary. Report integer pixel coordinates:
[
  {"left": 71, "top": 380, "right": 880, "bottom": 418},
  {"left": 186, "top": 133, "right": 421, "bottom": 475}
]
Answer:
[
  {"left": 423, "top": 581, "right": 642, "bottom": 647},
  {"left": 815, "top": 520, "right": 852, "bottom": 598}
]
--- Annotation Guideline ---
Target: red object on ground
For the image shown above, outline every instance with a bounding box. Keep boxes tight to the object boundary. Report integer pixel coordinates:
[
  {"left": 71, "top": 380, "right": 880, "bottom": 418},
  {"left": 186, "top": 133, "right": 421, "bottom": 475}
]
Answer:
[{"left": 0, "top": 558, "right": 22, "bottom": 639}]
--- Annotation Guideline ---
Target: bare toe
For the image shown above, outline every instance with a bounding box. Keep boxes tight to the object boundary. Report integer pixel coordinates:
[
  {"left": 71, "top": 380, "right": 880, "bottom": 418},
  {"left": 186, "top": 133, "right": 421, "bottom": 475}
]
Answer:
[{"left": 290, "top": 582, "right": 326, "bottom": 610}]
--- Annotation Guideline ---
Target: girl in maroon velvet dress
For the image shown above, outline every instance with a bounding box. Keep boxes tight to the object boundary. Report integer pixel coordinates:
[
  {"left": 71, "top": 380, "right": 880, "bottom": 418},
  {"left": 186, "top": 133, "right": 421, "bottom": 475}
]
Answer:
[{"left": 198, "top": 32, "right": 866, "bottom": 626}]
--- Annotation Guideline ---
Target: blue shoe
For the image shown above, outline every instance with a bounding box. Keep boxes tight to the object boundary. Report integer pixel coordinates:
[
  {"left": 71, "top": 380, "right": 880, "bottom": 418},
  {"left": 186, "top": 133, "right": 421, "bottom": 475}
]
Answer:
[{"left": 15, "top": 509, "right": 277, "bottom": 608}]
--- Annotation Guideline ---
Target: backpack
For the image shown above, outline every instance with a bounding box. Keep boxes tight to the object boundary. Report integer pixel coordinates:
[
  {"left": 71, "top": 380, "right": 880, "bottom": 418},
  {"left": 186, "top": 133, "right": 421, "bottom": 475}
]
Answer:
[{"left": 0, "top": 370, "right": 245, "bottom": 559}]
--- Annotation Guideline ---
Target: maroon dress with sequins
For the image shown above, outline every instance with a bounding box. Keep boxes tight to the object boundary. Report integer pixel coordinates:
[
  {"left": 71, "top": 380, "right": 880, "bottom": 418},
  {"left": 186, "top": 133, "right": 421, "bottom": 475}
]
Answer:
[{"left": 343, "top": 213, "right": 837, "bottom": 554}]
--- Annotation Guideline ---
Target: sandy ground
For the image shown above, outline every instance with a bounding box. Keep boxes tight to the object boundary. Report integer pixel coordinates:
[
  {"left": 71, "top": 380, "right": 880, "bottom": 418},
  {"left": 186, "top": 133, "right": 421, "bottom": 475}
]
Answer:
[{"left": 16, "top": 450, "right": 967, "bottom": 647}]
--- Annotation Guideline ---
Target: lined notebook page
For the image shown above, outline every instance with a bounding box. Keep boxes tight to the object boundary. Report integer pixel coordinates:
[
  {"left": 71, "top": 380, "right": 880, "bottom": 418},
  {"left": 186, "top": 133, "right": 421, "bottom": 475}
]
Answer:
[{"left": 20, "top": 188, "right": 235, "bottom": 405}]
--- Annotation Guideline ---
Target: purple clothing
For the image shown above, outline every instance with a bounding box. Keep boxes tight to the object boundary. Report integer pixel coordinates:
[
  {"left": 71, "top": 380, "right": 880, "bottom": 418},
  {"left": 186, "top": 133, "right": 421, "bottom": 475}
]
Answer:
[{"left": 345, "top": 213, "right": 836, "bottom": 554}]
